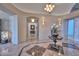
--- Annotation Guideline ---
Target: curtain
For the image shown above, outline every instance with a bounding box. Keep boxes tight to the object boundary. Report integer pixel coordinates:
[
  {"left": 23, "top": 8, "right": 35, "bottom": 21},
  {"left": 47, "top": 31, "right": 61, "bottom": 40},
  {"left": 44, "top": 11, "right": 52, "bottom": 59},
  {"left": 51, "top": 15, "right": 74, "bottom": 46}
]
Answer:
[{"left": 68, "top": 19, "right": 74, "bottom": 40}]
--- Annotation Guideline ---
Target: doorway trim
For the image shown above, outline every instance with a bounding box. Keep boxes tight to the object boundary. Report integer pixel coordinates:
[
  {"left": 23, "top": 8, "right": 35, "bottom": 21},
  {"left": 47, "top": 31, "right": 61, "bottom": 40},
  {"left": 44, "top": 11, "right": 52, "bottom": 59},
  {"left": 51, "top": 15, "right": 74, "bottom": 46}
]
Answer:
[{"left": 26, "top": 16, "right": 39, "bottom": 41}]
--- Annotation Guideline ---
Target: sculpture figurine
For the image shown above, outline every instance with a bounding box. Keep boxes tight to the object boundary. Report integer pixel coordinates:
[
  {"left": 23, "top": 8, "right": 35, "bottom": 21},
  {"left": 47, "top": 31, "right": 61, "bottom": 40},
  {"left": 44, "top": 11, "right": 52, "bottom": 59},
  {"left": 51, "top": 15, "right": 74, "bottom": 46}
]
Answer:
[
  {"left": 51, "top": 24, "right": 58, "bottom": 46},
  {"left": 48, "top": 24, "right": 63, "bottom": 54},
  {"left": 49, "top": 24, "right": 59, "bottom": 47}
]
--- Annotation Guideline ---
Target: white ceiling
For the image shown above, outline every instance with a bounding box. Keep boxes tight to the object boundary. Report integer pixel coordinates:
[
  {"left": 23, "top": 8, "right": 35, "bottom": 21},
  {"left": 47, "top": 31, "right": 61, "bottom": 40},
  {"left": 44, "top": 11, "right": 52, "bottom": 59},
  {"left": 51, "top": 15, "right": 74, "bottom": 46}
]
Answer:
[{"left": 12, "top": 3, "right": 75, "bottom": 16}]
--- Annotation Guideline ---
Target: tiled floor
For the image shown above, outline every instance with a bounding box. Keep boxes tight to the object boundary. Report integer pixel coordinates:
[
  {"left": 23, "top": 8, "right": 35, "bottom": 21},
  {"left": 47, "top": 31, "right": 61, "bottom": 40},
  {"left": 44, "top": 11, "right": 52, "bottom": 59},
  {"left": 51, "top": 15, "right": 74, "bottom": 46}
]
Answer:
[{"left": 0, "top": 39, "right": 79, "bottom": 56}]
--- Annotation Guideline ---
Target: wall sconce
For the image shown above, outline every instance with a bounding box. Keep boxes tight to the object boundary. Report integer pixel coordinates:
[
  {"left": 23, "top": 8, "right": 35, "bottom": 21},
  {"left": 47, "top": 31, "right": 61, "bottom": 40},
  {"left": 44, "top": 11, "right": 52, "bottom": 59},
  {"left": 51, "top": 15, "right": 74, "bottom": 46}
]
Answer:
[
  {"left": 58, "top": 18, "right": 62, "bottom": 26},
  {"left": 42, "top": 16, "right": 45, "bottom": 25},
  {"left": 31, "top": 18, "right": 35, "bottom": 22},
  {"left": 43, "top": 19, "right": 45, "bottom": 25}
]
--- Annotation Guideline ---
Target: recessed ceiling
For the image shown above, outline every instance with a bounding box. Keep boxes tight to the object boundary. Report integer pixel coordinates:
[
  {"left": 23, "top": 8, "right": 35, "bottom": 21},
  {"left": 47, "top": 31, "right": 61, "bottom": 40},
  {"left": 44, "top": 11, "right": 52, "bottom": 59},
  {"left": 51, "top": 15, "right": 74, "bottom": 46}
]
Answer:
[{"left": 12, "top": 3, "right": 75, "bottom": 16}]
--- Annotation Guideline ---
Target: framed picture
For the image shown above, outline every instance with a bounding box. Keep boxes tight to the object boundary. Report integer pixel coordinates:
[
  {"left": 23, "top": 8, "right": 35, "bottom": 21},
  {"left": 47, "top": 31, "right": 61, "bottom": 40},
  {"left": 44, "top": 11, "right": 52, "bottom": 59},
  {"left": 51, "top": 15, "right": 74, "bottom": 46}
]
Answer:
[
  {"left": 30, "top": 25, "right": 35, "bottom": 30},
  {"left": 30, "top": 25, "right": 35, "bottom": 34}
]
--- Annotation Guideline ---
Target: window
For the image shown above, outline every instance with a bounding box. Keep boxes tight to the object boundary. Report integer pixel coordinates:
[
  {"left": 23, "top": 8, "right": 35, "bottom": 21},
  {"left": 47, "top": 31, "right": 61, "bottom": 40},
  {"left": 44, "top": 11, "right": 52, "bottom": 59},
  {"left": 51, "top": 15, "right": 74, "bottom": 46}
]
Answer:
[{"left": 68, "top": 19, "right": 74, "bottom": 40}]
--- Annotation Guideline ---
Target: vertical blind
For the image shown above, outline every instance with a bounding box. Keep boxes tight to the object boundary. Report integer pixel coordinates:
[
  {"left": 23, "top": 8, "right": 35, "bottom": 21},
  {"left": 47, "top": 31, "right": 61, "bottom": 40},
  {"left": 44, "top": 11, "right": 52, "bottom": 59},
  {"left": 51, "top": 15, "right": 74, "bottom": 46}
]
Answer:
[{"left": 67, "top": 17, "right": 79, "bottom": 41}]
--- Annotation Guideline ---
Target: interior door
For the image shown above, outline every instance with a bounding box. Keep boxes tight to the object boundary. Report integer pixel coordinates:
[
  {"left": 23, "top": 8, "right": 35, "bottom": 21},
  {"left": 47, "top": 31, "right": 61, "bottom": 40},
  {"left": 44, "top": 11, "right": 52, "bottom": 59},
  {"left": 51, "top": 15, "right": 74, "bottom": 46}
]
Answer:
[{"left": 28, "top": 23, "right": 38, "bottom": 41}]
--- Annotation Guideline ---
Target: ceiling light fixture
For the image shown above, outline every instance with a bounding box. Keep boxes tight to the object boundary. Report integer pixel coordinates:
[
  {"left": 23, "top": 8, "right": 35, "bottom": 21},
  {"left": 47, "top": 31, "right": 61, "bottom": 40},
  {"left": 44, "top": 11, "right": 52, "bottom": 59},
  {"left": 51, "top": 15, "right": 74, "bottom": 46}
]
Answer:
[{"left": 44, "top": 3, "right": 55, "bottom": 14}]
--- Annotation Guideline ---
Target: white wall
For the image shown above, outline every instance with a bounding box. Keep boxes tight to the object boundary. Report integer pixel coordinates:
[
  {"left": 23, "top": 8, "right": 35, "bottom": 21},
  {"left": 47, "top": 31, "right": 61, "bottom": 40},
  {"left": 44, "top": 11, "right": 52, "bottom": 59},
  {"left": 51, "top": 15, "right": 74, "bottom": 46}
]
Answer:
[
  {"left": 39, "top": 16, "right": 58, "bottom": 41},
  {"left": 18, "top": 15, "right": 27, "bottom": 43}
]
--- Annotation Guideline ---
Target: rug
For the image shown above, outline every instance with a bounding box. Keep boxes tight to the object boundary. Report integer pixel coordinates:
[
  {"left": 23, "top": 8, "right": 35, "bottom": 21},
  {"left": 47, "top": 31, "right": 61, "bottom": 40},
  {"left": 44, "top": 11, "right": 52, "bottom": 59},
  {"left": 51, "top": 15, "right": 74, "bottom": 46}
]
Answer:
[{"left": 26, "top": 45, "right": 46, "bottom": 56}]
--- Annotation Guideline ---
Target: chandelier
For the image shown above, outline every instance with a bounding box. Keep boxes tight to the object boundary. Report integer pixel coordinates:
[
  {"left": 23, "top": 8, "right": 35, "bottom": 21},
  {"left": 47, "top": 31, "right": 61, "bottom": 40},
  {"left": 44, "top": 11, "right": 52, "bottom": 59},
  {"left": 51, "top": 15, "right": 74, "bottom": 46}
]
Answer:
[{"left": 44, "top": 3, "right": 55, "bottom": 14}]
